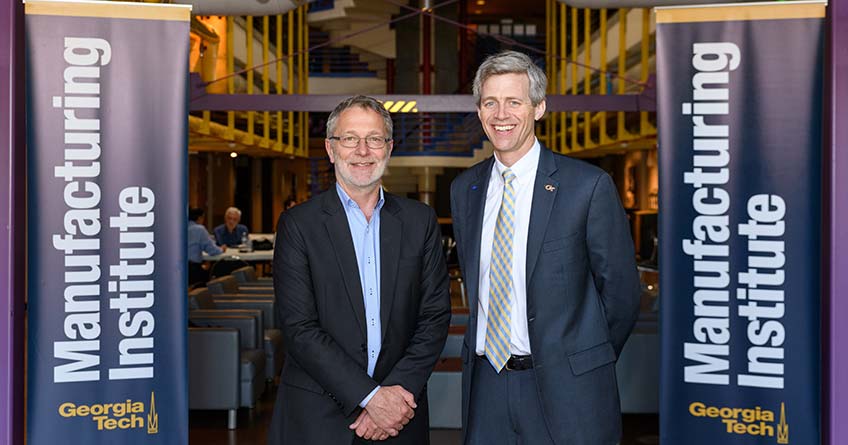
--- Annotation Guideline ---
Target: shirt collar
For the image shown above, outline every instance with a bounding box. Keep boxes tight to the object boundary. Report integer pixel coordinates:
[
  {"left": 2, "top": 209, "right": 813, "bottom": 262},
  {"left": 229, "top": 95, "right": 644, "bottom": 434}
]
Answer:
[
  {"left": 335, "top": 183, "right": 385, "bottom": 211},
  {"left": 493, "top": 138, "right": 540, "bottom": 184}
]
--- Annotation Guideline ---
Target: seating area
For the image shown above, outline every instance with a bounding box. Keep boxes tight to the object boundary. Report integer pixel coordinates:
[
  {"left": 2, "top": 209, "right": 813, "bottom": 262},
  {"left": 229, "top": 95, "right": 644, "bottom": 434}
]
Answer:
[
  {"left": 187, "top": 267, "right": 284, "bottom": 429},
  {"left": 187, "top": 244, "right": 660, "bottom": 432}
]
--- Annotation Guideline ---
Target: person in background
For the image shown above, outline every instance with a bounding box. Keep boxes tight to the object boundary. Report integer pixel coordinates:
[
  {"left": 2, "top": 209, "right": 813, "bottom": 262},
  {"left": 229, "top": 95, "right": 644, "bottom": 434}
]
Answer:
[
  {"left": 214, "top": 206, "right": 249, "bottom": 247},
  {"left": 188, "top": 207, "right": 224, "bottom": 288},
  {"left": 450, "top": 50, "right": 641, "bottom": 445},
  {"left": 284, "top": 197, "right": 298, "bottom": 211}
]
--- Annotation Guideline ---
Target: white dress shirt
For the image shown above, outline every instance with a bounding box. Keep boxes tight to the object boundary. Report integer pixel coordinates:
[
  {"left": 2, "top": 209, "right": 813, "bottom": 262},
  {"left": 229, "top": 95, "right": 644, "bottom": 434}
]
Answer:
[{"left": 475, "top": 139, "right": 540, "bottom": 356}]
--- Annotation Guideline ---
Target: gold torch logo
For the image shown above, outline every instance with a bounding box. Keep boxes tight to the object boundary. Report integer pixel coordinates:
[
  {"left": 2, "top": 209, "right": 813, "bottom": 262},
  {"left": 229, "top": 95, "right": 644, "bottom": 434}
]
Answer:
[
  {"left": 147, "top": 392, "right": 158, "bottom": 434},
  {"left": 776, "top": 402, "right": 788, "bottom": 444}
]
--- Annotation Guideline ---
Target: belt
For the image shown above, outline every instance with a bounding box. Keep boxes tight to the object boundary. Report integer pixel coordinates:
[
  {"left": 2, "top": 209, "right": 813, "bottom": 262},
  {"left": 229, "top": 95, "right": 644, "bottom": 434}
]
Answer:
[{"left": 477, "top": 354, "right": 534, "bottom": 371}]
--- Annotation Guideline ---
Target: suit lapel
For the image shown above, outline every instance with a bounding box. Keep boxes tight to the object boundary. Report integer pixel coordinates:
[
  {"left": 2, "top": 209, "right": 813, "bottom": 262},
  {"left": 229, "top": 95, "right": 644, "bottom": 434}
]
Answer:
[
  {"left": 379, "top": 194, "right": 401, "bottom": 341},
  {"left": 322, "top": 191, "right": 367, "bottom": 338},
  {"left": 526, "top": 147, "right": 559, "bottom": 289},
  {"left": 465, "top": 157, "right": 494, "bottom": 345}
]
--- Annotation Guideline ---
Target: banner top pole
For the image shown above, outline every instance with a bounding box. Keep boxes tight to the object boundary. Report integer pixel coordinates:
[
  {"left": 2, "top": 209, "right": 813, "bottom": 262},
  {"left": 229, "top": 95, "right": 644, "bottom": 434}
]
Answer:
[
  {"left": 656, "top": 0, "right": 825, "bottom": 23},
  {"left": 25, "top": 0, "right": 191, "bottom": 20}
]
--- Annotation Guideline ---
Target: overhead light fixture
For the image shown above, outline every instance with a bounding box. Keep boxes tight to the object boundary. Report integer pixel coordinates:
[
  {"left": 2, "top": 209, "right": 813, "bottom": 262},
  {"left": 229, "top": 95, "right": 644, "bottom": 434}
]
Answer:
[
  {"left": 476, "top": 0, "right": 485, "bottom": 5},
  {"left": 230, "top": 152, "right": 238, "bottom": 158}
]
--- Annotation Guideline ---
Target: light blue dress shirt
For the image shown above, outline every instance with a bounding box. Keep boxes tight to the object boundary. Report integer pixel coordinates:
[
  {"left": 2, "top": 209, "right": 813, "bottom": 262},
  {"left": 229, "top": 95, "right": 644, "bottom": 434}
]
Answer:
[
  {"left": 336, "top": 184, "right": 384, "bottom": 408},
  {"left": 188, "top": 220, "right": 222, "bottom": 263}
]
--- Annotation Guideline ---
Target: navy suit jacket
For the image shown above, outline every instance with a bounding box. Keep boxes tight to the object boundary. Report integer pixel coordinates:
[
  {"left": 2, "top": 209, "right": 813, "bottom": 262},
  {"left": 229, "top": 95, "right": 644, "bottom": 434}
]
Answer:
[
  {"left": 450, "top": 146, "right": 641, "bottom": 445},
  {"left": 268, "top": 189, "right": 451, "bottom": 445}
]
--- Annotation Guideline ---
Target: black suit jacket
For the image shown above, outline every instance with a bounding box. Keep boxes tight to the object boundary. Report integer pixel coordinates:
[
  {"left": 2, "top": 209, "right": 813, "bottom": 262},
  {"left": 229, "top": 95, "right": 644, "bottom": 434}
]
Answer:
[
  {"left": 450, "top": 146, "right": 641, "bottom": 445},
  {"left": 268, "top": 188, "right": 451, "bottom": 445}
]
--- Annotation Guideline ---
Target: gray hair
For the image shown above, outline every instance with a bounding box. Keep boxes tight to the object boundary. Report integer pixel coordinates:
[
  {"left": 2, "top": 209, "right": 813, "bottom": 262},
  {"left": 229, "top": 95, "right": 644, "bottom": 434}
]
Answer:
[
  {"left": 326, "top": 95, "right": 393, "bottom": 139},
  {"left": 224, "top": 207, "right": 241, "bottom": 217},
  {"left": 472, "top": 50, "right": 547, "bottom": 106}
]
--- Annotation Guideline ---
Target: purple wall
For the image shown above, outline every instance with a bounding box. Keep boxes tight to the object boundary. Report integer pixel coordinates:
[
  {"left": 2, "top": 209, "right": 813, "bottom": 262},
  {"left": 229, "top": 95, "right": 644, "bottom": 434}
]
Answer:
[
  {"left": 0, "top": 0, "right": 25, "bottom": 444},
  {"left": 829, "top": 1, "right": 848, "bottom": 444}
]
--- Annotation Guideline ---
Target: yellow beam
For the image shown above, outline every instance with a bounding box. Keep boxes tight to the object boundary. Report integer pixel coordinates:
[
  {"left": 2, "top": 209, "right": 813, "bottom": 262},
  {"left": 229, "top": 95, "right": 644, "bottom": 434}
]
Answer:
[
  {"left": 545, "top": 0, "right": 552, "bottom": 149},
  {"left": 276, "top": 14, "right": 283, "bottom": 152},
  {"left": 263, "top": 15, "right": 270, "bottom": 143},
  {"left": 227, "top": 16, "right": 234, "bottom": 139},
  {"left": 189, "top": 115, "right": 296, "bottom": 156},
  {"left": 583, "top": 8, "right": 593, "bottom": 149},
  {"left": 640, "top": 8, "right": 655, "bottom": 135},
  {"left": 599, "top": 8, "right": 609, "bottom": 145},
  {"left": 246, "top": 16, "right": 255, "bottom": 145},
  {"left": 287, "top": 10, "right": 295, "bottom": 155},
  {"left": 559, "top": 2, "right": 568, "bottom": 153},
  {"left": 304, "top": 8, "right": 309, "bottom": 158},
  {"left": 298, "top": 5, "right": 306, "bottom": 158},
  {"left": 570, "top": 7, "right": 581, "bottom": 151},
  {"left": 617, "top": 8, "right": 631, "bottom": 140}
]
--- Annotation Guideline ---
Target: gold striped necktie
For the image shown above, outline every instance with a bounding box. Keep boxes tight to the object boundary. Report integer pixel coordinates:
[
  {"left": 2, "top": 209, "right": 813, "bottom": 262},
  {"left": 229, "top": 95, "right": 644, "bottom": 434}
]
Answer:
[{"left": 486, "top": 168, "right": 516, "bottom": 372}]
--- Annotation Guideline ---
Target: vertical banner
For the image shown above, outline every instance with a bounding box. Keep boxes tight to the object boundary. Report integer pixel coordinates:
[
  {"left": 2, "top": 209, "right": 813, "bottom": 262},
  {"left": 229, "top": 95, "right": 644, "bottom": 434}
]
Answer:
[
  {"left": 1, "top": 0, "right": 25, "bottom": 444},
  {"left": 829, "top": 0, "right": 848, "bottom": 444},
  {"left": 26, "top": 1, "right": 191, "bottom": 444},
  {"left": 658, "top": 2, "right": 825, "bottom": 445}
]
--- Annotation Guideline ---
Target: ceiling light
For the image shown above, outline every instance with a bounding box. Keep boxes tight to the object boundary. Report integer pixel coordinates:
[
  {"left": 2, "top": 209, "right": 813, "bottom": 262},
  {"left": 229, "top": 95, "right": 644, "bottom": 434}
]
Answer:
[
  {"left": 230, "top": 152, "right": 238, "bottom": 158},
  {"left": 476, "top": 0, "right": 485, "bottom": 4}
]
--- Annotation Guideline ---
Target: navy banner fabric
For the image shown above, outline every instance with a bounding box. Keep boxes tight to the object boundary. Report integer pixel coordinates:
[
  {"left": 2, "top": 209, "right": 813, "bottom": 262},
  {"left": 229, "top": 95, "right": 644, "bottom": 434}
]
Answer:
[
  {"left": 657, "top": 3, "right": 824, "bottom": 444},
  {"left": 25, "top": 2, "right": 190, "bottom": 443}
]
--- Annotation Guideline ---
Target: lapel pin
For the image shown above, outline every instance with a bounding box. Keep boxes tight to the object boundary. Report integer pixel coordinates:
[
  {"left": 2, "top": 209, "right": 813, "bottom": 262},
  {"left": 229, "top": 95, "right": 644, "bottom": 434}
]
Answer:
[
  {"left": 545, "top": 184, "right": 556, "bottom": 192},
  {"left": 471, "top": 185, "right": 478, "bottom": 190}
]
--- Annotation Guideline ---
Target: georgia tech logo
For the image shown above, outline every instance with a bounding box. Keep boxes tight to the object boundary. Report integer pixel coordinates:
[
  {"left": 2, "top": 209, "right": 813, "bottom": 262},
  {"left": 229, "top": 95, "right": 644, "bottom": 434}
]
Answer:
[
  {"left": 689, "top": 401, "right": 789, "bottom": 443},
  {"left": 148, "top": 391, "right": 159, "bottom": 434},
  {"left": 58, "top": 391, "right": 159, "bottom": 434}
]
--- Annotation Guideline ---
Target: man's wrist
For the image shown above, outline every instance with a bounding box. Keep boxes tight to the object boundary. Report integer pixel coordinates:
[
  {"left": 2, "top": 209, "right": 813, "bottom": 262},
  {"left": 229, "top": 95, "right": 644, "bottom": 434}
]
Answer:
[{"left": 359, "top": 385, "right": 381, "bottom": 408}]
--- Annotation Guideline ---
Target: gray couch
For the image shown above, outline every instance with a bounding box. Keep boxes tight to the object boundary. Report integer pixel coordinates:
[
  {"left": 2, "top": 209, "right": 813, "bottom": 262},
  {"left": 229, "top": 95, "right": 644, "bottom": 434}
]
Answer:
[
  {"left": 189, "top": 287, "right": 284, "bottom": 383},
  {"left": 188, "top": 313, "right": 266, "bottom": 429},
  {"left": 231, "top": 265, "right": 273, "bottom": 287},
  {"left": 207, "top": 275, "right": 273, "bottom": 295}
]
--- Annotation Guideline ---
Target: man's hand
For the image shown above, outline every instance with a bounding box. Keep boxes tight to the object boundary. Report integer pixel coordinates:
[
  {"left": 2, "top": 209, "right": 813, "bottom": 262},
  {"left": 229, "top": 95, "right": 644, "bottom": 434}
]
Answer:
[
  {"left": 363, "top": 385, "right": 417, "bottom": 434},
  {"left": 349, "top": 410, "right": 390, "bottom": 441}
]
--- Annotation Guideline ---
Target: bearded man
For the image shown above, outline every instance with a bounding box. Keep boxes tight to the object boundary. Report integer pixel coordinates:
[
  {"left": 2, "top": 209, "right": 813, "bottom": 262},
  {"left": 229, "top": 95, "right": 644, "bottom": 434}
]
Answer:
[{"left": 267, "top": 95, "right": 451, "bottom": 445}]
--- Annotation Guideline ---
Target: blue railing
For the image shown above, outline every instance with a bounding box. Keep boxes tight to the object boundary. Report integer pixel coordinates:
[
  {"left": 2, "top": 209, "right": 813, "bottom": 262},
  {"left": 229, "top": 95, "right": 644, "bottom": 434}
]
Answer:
[
  {"left": 308, "top": 0, "right": 335, "bottom": 13},
  {"left": 391, "top": 113, "right": 485, "bottom": 156},
  {"left": 309, "top": 30, "right": 378, "bottom": 77}
]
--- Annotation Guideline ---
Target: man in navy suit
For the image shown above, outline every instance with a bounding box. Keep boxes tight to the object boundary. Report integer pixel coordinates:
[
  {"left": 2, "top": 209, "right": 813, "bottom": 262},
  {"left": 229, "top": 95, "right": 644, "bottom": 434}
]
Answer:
[{"left": 450, "top": 51, "right": 641, "bottom": 444}]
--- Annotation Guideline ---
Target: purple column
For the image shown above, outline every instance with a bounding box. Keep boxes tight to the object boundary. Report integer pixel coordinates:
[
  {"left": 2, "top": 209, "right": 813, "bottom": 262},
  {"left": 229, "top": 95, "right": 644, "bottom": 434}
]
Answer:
[
  {"left": 829, "top": 1, "right": 848, "bottom": 444},
  {"left": 0, "top": 0, "right": 25, "bottom": 444}
]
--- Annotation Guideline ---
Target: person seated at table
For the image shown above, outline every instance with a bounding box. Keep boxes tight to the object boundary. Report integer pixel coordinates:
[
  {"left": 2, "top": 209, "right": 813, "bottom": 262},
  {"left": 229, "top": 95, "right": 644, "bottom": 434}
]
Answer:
[
  {"left": 214, "top": 206, "right": 249, "bottom": 247},
  {"left": 188, "top": 207, "right": 224, "bottom": 288}
]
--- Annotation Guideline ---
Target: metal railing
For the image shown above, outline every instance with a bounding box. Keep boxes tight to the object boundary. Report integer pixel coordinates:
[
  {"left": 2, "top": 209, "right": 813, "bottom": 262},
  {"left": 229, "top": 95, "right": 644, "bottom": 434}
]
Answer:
[
  {"left": 543, "top": 3, "right": 656, "bottom": 155},
  {"left": 189, "top": 7, "right": 310, "bottom": 157},
  {"left": 392, "top": 113, "right": 485, "bottom": 156}
]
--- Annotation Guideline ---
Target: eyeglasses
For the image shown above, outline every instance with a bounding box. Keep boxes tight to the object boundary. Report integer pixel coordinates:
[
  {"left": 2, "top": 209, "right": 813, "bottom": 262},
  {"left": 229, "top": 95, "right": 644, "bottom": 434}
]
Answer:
[{"left": 328, "top": 135, "right": 391, "bottom": 149}]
